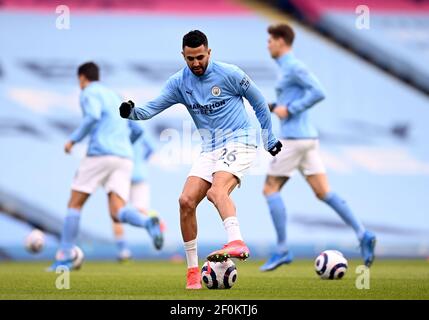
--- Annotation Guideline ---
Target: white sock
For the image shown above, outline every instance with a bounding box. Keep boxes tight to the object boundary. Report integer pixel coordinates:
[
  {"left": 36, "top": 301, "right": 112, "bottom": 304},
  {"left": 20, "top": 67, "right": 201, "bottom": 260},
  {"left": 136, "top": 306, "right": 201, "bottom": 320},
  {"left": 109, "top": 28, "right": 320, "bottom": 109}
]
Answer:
[
  {"left": 223, "top": 216, "right": 243, "bottom": 242},
  {"left": 184, "top": 239, "right": 198, "bottom": 268}
]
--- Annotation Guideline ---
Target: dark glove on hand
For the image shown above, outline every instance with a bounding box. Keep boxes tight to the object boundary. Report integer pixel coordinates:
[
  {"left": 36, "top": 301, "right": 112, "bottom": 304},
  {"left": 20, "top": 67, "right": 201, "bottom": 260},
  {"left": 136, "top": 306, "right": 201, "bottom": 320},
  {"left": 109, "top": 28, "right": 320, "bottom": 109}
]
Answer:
[
  {"left": 268, "top": 140, "right": 283, "bottom": 156},
  {"left": 119, "top": 100, "right": 135, "bottom": 118}
]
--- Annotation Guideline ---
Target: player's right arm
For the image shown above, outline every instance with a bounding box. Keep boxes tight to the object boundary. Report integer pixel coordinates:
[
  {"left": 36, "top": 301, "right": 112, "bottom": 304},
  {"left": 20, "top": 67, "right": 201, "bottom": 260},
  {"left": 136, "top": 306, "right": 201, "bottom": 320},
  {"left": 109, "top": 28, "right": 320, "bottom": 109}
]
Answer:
[
  {"left": 66, "top": 93, "right": 101, "bottom": 153},
  {"left": 120, "top": 77, "right": 180, "bottom": 120},
  {"left": 286, "top": 63, "right": 325, "bottom": 115},
  {"left": 268, "top": 102, "right": 289, "bottom": 120},
  {"left": 230, "top": 67, "right": 282, "bottom": 155}
]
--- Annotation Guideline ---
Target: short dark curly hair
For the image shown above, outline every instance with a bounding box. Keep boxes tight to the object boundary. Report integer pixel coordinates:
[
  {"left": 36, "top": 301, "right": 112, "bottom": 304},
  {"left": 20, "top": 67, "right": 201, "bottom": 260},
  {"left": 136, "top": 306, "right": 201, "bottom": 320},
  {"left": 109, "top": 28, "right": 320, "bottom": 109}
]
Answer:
[{"left": 182, "top": 30, "right": 208, "bottom": 49}]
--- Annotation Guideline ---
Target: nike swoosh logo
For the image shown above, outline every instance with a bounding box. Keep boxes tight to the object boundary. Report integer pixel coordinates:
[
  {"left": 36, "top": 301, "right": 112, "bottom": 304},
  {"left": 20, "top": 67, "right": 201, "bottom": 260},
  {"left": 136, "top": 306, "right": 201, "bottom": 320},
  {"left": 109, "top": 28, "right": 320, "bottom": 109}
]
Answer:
[{"left": 186, "top": 90, "right": 193, "bottom": 95}]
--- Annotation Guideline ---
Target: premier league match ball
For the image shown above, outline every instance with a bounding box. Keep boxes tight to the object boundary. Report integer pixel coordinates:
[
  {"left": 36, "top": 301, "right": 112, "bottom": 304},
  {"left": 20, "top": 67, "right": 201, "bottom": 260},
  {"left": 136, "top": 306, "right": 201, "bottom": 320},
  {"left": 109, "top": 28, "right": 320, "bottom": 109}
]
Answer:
[
  {"left": 25, "top": 229, "right": 45, "bottom": 254},
  {"left": 314, "top": 250, "right": 348, "bottom": 280},
  {"left": 201, "top": 259, "right": 238, "bottom": 289},
  {"left": 55, "top": 245, "right": 85, "bottom": 270}
]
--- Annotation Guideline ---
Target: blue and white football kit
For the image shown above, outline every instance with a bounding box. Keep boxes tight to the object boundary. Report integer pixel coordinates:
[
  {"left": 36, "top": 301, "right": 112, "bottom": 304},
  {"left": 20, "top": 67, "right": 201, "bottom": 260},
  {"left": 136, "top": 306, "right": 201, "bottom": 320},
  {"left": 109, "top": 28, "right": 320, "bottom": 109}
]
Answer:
[
  {"left": 262, "top": 52, "right": 376, "bottom": 271},
  {"left": 268, "top": 52, "right": 326, "bottom": 177},
  {"left": 127, "top": 60, "right": 278, "bottom": 183},
  {"left": 70, "top": 81, "right": 142, "bottom": 201},
  {"left": 49, "top": 82, "right": 163, "bottom": 271}
]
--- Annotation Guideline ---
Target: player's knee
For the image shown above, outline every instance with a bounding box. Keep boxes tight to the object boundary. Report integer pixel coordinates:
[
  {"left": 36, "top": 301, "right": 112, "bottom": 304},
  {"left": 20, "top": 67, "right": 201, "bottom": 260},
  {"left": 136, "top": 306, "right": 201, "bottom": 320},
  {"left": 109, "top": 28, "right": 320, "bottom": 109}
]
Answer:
[
  {"left": 315, "top": 190, "right": 328, "bottom": 201},
  {"left": 206, "top": 187, "right": 225, "bottom": 205},
  {"left": 110, "top": 212, "right": 120, "bottom": 223},
  {"left": 67, "top": 202, "right": 83, "bottom": 211},
  {"left": 179, "top": 194, "right": 197, "bottom": 212},
  {"left": 263, "top": 183, "right": 277, "bottom": 196}
]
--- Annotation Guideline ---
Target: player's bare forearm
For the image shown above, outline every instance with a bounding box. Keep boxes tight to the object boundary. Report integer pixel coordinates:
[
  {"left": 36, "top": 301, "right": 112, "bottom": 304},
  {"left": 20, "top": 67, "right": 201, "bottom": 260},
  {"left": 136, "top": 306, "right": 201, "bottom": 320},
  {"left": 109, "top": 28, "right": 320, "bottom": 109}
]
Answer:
[
  {"left": 64, "top": 141, "right": 75, "bottom": 154},
  {"left": 273, "top": 105, "right": 289, "bottom": 119}
]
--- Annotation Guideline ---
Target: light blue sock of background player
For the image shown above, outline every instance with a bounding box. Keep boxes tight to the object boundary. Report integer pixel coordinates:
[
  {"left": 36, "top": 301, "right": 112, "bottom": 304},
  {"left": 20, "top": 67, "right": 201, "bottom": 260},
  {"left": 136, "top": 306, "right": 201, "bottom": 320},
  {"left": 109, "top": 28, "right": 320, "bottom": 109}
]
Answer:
[
  {"left": 265, "top": 192, "right": 288, "bottom": 253},
  {"left": 116, "top": 238, "right": 128, "bottom": 253},
  {"left": 117, "top": 206, "right": 150, "bottom": 228},
  {"left": 60, "top": 208, "right": 81, "bottom": 259},
  {"left": 322, "top": 192, "right": 366, "bottom": 240}
]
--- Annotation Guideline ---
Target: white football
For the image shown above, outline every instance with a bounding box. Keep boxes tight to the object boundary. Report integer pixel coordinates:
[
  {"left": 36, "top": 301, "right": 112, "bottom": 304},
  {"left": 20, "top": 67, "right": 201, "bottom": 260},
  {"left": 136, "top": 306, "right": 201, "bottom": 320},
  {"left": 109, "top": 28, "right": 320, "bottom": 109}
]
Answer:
[
  {"left": 315, "top": 250, "right": 348, "bottom": 280},
  {"left": 201, "top": 259, "right": 237, "bottom": 289},
  {"left": 25, "top": 229, "right": 45, "bottom": 254},
  {"left": 55, "top": 246, "right": 85, "bottom": 270}
]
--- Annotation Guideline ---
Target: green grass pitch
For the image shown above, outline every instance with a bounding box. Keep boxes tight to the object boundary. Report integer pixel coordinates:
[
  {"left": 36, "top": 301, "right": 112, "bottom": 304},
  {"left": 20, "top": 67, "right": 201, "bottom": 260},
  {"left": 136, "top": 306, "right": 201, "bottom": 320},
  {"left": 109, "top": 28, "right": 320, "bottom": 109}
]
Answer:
[{"left": 0, "top": 259, "right": 428, "bottom": 299}]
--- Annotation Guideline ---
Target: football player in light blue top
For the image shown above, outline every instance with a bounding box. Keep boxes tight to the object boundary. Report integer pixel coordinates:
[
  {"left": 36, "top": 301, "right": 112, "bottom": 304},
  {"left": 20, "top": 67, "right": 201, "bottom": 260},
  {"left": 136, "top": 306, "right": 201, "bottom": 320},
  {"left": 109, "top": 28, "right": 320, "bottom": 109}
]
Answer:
[
  {"left": 48, "top": 62, "right": 163, "bottom": 271},
  {"left": 261, "top": 23, "right": 376, "bottom": 272},
  {"left": 119, "top": 30, "right": 282, "bottom": 289}
]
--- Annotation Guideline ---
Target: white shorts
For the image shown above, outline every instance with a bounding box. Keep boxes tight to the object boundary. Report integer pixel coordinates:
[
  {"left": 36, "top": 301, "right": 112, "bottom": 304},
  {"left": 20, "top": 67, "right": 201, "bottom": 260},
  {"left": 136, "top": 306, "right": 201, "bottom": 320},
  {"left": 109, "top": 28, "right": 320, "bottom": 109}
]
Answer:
[
  {"left": 71, "top": 155, "right": 133, "bottom": 201},
  {"left": 268, "top": 139, "right": 326, "bottom": 177},
  {"left": 188, "top": 143, "right": 257, "bottom": 184},
  {"left": 130, "top": 182, "right": 150, "bottom": 210}
]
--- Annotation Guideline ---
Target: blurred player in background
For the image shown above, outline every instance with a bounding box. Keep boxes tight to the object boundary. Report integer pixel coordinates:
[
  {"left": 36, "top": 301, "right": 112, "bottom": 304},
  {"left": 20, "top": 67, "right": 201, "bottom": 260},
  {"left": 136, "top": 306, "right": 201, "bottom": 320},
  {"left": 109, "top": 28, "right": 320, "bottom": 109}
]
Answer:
[
  {"left": 112, "top": 128, "right": 166, "bottom": 261},
  {"left": 119, "top": 30, "right": 282, "bottom": 289},
  {"left": 261, "top": 23, "right": 376, "bottom": 272},
  {"left": 48, "top": 62, "right": 163, "bottom": 270}
]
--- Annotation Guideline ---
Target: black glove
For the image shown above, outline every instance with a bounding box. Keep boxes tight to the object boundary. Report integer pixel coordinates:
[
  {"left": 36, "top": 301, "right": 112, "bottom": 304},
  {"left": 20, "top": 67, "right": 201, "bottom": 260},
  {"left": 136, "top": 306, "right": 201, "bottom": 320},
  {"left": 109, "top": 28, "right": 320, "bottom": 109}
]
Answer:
[
  {"left": 268, "top": 102, "right": 277, "bottom": 112},
  {"left": 268, "top": 140, "right": 283, "bottom": 156},
  {"left": 119, "top": 100, "right": 135, "bottom": 118}
]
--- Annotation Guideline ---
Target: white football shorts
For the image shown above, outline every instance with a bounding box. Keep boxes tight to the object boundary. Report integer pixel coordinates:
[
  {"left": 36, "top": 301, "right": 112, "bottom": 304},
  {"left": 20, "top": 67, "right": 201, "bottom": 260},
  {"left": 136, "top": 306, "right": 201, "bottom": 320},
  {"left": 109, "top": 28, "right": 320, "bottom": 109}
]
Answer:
[
  {"left": 188, "top": 142, "right": 257, "bottom": 184},
  {"left": 268, "top": 139, "right": 326, "bottom": 177},
  {"left": 71, "top": 155, "right": 133, "bottom": 202},
  {"left": 129, "top": 181, "right": 150, "bottom": 210}
]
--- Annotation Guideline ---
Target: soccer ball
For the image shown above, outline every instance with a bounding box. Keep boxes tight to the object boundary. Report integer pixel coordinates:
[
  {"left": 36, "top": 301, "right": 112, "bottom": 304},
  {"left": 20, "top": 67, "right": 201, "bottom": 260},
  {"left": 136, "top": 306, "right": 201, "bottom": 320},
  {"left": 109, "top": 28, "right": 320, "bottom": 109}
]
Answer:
[
  {"left": 55, "top": 246, "right": 85, "bottom": 270},
  {"left": 25, "top": 229, "right": 45, "bottom": 253},
  {"left": 314, "top": 250, "right": 348, "bottom": 280},
  {"left": 201, "top": 259, "right": 238, "bottom": 289}
]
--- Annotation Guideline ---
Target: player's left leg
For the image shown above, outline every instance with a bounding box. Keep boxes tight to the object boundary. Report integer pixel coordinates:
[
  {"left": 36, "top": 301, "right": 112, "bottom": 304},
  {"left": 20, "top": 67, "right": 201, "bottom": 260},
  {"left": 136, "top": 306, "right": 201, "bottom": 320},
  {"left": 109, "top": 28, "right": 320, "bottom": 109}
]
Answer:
[
  {"left": 130, "top": 181, "right": 150, "bottom": 214},
  {"left": 301, "top": 140, "right": 376, "bottom": 266},
  {"left": 259, "top": 139, "right": 302, "bottom": 271},
  {"left": 130, "top": 181, "right": 166, "bottom": 232},
  {"left": 260, "top": 175, "right": 294, "bottom": 271},
  {"left": 61, "top": 190, "right": 90, "bottom": 258},
  {"left": 112, "top": 222, "right": 132, "bottom": 262},
  {"left": 109, "top": 192, "right": 163, "bottom": 250},
  {"left": 47, "top": 190, "right": 90, "bottom": 271},
  {"left": 206, "top": 171, "right": 250, "bottom": 262},
  {"left": 306, "top": 173, "right": 376, "bottom": 267},
  {"left": 106, "top": 157, "right": 162, "bottom": 250},
  {"left": 48, "top": 155, "right": 113, "bottom": 271},
  {"left": 109, "top": 181, "right": 150, "bottom": 262},
  {"left": 205, "top": 143, "right": 257, "bottom": 262},
  {"left": 306, "top": 173, "right": 367, "bottom": 237}
]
